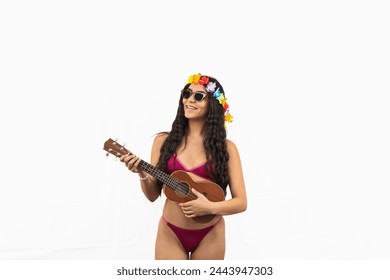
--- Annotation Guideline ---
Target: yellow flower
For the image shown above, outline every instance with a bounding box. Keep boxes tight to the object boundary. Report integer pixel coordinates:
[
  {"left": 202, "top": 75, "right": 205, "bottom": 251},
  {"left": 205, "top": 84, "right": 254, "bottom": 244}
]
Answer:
[
  {"left": 225, "top": 113, "right": 233, "bottom": 123},
  {"left": 193, "top": 73, "right": 201, "bottom": 84},
  {"left": 187, "top": 73, "right": 202, "bottom": 84}
]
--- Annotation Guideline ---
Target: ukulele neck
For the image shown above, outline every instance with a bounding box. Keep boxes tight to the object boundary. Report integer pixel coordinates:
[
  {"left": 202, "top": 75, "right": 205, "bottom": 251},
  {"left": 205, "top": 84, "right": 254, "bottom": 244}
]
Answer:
[{"left": 138, "top": 160, "right": 179, "bottom": 189}]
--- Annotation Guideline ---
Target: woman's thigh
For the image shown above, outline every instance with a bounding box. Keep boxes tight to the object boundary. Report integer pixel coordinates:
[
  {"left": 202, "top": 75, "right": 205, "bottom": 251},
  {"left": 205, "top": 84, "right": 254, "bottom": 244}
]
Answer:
[
  {"left": 155, "top": 218, "right": 189, "bottom": 260},
  {"left": 191, "top": 218, "right": 226, "bottom": 260}
]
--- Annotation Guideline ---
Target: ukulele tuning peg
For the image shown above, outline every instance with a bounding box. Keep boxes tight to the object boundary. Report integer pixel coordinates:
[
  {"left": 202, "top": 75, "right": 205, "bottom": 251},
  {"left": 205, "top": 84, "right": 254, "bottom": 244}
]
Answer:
[{"left": 105, "top": 148, "right": 113, "bottom": 157}]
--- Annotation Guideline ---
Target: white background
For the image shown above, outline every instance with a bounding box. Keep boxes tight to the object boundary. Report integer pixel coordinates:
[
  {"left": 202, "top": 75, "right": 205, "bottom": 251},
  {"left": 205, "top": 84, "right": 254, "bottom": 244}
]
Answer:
[{"left": 0, "top": 0, "right": 389, "bottom": 261}]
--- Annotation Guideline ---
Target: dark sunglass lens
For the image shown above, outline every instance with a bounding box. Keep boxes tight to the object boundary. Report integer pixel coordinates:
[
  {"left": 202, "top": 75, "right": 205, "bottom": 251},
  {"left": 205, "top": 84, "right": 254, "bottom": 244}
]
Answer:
[
  {"left": 194, "top": 92, "right": 205, "bottom": 101},
  {"left": 182, "top": 89, "right": 191, "bottom": 99}
]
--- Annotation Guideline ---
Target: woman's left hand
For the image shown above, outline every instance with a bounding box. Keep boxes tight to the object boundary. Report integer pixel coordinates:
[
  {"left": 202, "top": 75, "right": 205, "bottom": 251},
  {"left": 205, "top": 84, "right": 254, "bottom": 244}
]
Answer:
[{"left": 178, "top": 188, "right": 214, "bottom": 218}]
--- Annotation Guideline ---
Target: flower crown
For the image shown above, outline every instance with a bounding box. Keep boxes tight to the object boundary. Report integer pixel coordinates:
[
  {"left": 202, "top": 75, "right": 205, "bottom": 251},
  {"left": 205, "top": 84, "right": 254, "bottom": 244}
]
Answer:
[{"left": 186, "top": 73, "right": 233, "bottom": 124}]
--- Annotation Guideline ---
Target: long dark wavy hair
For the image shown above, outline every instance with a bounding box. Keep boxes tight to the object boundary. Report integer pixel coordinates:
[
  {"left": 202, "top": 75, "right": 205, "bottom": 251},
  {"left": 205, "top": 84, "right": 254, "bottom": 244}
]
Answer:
[{"left": 156, "top": 76, "right": 230, "bottom": 193}]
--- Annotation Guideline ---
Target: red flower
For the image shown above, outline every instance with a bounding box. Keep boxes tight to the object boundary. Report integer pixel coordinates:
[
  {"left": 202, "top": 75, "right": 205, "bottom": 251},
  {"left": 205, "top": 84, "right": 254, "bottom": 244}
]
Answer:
[
  {"left": 198, "top": 76, "right": 209, "bottom": 85},
  {"left": 223, "top": 103, "right": 229, "bottom": 112}
]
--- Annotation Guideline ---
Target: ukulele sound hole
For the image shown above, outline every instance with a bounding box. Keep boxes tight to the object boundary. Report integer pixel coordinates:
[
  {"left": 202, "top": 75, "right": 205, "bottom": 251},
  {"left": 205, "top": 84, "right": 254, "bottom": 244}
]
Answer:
[{"left": 175, "top": 182, "right": 190, "bottom": 197}]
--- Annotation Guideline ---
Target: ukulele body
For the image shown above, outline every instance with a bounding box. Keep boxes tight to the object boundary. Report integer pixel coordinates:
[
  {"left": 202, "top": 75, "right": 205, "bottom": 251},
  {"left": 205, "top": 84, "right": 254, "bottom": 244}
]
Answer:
[{"left": 163, "top": 170, "right": 225, "bottom": 223}]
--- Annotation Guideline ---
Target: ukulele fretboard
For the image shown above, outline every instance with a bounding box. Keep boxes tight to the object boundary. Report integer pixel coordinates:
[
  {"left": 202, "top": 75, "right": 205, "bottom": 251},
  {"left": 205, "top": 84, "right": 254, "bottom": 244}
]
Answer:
[{"left": 138, "top": 160, "right": 180, "bottom": 190}]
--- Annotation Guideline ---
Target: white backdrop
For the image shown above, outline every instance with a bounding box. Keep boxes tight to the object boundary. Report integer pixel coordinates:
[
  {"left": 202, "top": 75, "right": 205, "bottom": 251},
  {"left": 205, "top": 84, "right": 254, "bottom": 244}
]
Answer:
[{"left": 1, "top": 0, "right": 389, "bottom": 260}]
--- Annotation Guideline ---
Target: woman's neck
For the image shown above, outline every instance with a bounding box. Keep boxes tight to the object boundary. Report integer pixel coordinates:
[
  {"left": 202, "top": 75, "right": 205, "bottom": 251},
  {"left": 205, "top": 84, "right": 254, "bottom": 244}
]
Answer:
[
  {"left": 186, "top": 119, "right": 205, "bottom": 138},
  {"left": 179, "top": 120, "right": 206, "bottom": 154}
]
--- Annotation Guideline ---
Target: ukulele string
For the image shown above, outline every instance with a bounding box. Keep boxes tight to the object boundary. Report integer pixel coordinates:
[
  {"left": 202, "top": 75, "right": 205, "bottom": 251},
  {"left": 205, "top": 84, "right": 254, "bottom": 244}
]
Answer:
[
  {"left": 108, "top": 142, "right": 198, "bottom": 201},
  {"left": 138, "top": 160, "right": 198, "bottom": 200}
]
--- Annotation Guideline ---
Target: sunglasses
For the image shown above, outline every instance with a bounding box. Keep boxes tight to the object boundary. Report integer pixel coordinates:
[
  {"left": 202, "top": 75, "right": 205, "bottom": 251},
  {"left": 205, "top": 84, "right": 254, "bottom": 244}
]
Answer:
[{"left": 181, "top": 89, "right": 208, "bottom": 101}]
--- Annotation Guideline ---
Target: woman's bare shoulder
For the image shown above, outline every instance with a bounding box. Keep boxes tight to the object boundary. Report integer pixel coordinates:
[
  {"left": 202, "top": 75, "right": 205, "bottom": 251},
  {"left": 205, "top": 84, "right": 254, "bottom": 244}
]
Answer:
[
  {"left": 226, "top": 138, "right": 238, "bottom": 152},
  {"left": 152, "top": 132, "right": 169, "bottom": 150}
]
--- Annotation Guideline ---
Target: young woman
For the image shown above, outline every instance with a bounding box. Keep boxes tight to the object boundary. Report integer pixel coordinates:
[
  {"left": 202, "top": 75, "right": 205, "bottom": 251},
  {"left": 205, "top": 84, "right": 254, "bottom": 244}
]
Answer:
[{"left": 120, "top": 73, "right": 247, "bottom": 260}]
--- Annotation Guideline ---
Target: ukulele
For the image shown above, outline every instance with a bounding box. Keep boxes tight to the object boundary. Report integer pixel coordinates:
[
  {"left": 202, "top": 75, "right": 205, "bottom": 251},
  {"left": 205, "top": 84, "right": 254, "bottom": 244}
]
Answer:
[{"left": 103, "top": 138, "right": 225, "bottom": 223}]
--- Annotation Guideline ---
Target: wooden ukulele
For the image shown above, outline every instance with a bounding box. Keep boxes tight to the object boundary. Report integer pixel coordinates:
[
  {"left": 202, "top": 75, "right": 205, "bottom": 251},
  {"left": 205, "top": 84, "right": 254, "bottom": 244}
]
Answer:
[{"left": 103, "top": 138, "right": 225, "bottom": 223}]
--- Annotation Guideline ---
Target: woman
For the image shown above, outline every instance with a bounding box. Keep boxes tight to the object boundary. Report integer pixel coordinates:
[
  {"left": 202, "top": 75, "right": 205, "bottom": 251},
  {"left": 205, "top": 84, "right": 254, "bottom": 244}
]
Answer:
[{"left": 120, "top": 73, "right": 247, "bottom": 260}]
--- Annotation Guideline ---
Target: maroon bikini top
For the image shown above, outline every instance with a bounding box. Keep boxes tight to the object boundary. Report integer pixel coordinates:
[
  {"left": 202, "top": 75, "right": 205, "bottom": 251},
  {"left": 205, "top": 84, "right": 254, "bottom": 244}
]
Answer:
[{"left": 166, "top": 153, "right": 212, "bottom": 180}]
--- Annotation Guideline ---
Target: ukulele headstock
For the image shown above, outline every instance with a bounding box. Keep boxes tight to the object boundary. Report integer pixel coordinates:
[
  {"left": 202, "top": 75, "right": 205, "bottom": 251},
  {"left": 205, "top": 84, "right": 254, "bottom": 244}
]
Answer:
[{"left": 103, "top": 138, "right": 131, "bottom": 158}]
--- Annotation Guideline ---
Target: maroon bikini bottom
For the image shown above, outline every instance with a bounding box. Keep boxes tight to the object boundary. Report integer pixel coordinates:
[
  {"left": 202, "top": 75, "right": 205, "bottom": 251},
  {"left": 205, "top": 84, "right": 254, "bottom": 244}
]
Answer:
[{"left": 162, "top": 216, "right": 222, "bottom": 253}]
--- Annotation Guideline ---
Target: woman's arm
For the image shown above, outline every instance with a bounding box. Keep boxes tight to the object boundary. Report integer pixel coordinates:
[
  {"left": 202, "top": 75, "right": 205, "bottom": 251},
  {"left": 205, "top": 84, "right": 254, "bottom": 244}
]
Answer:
[
  {"left": 121, "top": 133, "right": 168, "bottom": 202},
  {"left": 140, "top": 133, "right": 168, "bottom": 202},
  {"left": 209, "top": 139, "right": 247, "bottom": 215}
]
